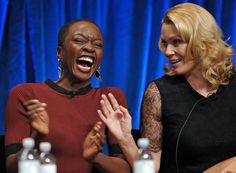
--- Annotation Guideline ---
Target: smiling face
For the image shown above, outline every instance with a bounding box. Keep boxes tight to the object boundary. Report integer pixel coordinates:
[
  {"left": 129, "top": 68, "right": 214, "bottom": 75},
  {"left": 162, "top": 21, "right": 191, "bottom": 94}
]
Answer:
[
  {"left": 160, "top": 23, "right": 198, "bottom": 76},
  {"left": 57, "top": 21, "right": 103, "bottom": 86}
]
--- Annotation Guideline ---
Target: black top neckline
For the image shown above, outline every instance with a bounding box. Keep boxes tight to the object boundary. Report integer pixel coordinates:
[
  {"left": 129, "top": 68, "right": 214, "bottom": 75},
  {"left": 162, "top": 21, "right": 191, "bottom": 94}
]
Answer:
[{"left": 45, "top": 79, "right": 92, "bottom": 96}]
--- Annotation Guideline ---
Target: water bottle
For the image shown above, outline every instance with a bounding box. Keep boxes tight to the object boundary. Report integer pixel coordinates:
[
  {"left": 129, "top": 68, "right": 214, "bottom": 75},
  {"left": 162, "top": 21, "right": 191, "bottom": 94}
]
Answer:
[
  {"left": 39, "top": 142, "right": 57, "bottom": 173},
  {"left": 133, "top": 138, "right": 155, "bottom": 173},
  {"left": 18, "top": 137, "right": 40, "bottom": 173}
]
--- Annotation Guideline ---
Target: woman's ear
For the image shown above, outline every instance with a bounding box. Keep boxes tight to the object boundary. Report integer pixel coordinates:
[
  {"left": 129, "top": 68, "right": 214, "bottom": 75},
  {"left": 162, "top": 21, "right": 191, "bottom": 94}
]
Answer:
[{"left": 57, "top": 47, "right": 62, "bottom": 60}]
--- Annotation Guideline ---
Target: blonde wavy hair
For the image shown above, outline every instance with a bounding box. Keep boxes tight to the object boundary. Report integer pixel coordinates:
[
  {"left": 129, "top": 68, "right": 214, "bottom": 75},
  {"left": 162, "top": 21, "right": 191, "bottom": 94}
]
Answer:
[{"left": 159, "top": 3, "right": 234, "bottom": 85}]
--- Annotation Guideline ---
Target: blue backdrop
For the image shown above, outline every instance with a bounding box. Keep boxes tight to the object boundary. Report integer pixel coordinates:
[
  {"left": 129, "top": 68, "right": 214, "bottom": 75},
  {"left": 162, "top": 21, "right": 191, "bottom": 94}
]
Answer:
[{"left": 1, "top": 0, "right": 236, "bottom": 135}]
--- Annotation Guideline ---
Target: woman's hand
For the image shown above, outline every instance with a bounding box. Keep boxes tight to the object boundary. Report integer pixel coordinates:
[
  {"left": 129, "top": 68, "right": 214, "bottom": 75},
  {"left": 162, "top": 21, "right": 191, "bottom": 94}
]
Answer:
[
  {"left": 98, "top": 93, "right": 132, "bottom": 142},
  {"left": 23, "top": 99, "right": 49, "bottom": 136},
  {"left": 83, "top": 121, "right": 106, "bottom": 162}
]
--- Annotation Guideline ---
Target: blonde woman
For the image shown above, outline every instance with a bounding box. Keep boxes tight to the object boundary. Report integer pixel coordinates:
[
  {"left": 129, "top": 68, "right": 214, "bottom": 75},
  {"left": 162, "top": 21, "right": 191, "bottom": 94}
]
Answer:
[{"left": 98, "top": 3, "right": 236, "bottom": 173}]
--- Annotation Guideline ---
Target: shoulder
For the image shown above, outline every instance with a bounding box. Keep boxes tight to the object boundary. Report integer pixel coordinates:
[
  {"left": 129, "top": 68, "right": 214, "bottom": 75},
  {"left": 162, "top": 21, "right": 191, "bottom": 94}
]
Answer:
[
  {"left": 145, "top": 81, "right": 159, "bottom": 94},
  {"left": 143, "top": 81, "right": 161, "bottom": 102},
  {"left": 97, "top": 86, "right": 127, "bottom": 107},
  {"left": 98, "top": 86, "right": 125, "bottom": 96},
  {"left": 154, "top": 75, "right": 183, "bottom": 85},
  {"left": 10, "top": 82, "right": 44, "bottom": 92},
  {"left": 9, "top": 82, "right": 46, "bottom": 98},
  {"left": 229, "top": 73, "right": 236, "bottom": 82}
]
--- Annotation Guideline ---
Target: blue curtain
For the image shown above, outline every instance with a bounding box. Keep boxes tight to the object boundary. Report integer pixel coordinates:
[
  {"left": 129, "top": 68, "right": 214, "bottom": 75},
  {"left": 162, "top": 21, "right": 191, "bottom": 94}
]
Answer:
[{"left": 1, "top": 0, "right": 236, "bottom": 135}]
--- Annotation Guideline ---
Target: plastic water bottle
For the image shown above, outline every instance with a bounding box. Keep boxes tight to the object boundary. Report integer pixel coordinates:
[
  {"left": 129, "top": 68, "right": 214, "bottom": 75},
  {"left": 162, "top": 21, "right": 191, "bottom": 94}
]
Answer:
[
  {"left": 18, "top": 137, "right": 40, "bottom": 173},
  {"left": 133, "top": 138, "right": 155, "bottom": 173},
  {"left": 39, "top": 142, "right": 57, "bottom": 173}
]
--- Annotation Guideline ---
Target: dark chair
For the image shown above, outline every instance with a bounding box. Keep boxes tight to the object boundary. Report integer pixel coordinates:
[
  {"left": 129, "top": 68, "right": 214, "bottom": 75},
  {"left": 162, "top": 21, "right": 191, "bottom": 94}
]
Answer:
[
  {"left": 131, "top": 129, "right": 141, "bottom": 145},
  {"left": 0, "top": 135, "right": 6, "bottom": 173}
]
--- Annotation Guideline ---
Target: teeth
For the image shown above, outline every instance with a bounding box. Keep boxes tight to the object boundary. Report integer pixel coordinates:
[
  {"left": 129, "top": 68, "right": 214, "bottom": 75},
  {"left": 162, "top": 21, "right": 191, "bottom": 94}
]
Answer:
[
  {"left": 78, "top": 57, "right": 93, "bottom": 63},
  {"left": 170, "top": 58, "right": 181, "bottom": 64}
]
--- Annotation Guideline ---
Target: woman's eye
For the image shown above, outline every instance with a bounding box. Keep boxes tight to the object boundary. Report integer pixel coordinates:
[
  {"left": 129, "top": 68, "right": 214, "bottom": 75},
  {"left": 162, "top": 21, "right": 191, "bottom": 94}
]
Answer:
[
  {"left": 172, "top": 39, "right": 183, "bottom": 46},
  {"left": 161, "top": 40, "right": 168, "bottom": 48},
  {"left": 74, "top": 39, "right": 85, "bottom": 44},
  {"left": 95, "top": 44, "right": 103, "bottom": 48},
  {"left": 93, "top": 42, "right": 103, "bottom": 48}
]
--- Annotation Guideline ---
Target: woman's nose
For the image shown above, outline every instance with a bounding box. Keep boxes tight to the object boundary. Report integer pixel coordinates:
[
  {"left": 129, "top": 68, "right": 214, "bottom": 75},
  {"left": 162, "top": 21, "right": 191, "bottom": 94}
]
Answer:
[
  {"left": 164, "top": 44, "right": 175, "bottom": 56},
  {"left": 83, "top": 42, "right": 95, "bottom": 52}
]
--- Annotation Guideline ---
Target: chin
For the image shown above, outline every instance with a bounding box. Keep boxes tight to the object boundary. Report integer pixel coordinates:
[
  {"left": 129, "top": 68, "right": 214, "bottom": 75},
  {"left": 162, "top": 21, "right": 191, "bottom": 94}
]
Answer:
[
  {"left": 173, "top": 69, "right": 185, "bottom": 75},
  {"left": 75, "top": 74, "right": 92, "bottom": 82}
]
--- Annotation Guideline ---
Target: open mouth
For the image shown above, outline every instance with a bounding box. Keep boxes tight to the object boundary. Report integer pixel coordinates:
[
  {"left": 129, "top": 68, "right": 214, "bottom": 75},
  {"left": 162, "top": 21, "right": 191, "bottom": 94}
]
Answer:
[
  {"left": 76, "top": 57, "right": 94, "bottom": 67},
  {"left": 170, "top": 58, "right": 182, "bottom": 64}
]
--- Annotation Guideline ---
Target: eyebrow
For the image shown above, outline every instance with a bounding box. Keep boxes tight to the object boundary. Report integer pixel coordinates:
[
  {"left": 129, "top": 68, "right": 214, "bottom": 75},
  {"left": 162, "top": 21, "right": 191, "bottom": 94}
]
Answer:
[
  {"left": 74, "top": 33, "right": 103, "bottom": 41},
  {"left": 160, "top": 36, "right": 182, "bottom": 42}
]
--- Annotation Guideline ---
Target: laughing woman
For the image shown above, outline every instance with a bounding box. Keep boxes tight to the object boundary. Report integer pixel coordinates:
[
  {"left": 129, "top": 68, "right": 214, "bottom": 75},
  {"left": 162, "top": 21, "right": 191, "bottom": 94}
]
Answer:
[{"left": 4, "top": 19, "right": 130, "bottom": 173}]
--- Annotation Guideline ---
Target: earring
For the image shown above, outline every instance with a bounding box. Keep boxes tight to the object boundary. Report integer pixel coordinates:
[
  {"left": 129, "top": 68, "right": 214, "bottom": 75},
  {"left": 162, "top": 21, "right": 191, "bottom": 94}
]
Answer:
[
  {"left": 58, "top": 59, "right": 62, "bottom": 78},
  {"left": 95, "top": 67, "right": 102, "bottom": 81}
]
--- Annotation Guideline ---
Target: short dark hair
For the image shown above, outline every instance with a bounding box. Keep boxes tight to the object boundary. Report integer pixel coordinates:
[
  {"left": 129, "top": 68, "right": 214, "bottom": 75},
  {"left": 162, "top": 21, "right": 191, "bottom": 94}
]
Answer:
[{"left": 57, "top": 19, "right": 101, "bottom": 47}]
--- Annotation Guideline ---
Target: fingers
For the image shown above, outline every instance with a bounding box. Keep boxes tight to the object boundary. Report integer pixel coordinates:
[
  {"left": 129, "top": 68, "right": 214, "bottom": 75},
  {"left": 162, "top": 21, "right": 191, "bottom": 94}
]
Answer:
[
  {"left": 88, "top": 121, "right": 106, "bottom": 150},
  {"left": 119, "top": 105, "right": 131, "bottom": 119},
  {"left": 107, "top": 93, "right": 120, "bottom": 111},
  {"left": 24, "top": 99, "right": 47, "bottom": 107},
  {"left": 99, "top": 99, "right": 110, "bottom": 117},
  {"left": 98, "top": 93, "right": 124, "bottom": 123},
  {"left": 92, "top": 122, "right": 104, "bottom": 135},
  {"left": 23, "top": 99, "right": 48, "bottom": 125},
  {"left": 91, "top": 121, "right": 106, "bottom": 142},
  {"left": 100, "top": 93, "right": 122, "bottom": 114},
  {"left": 83, "top": 122, "right": 107, "bottom": 162},
  {"left": 24, "top": 99, "right": 47, "bottom": 115},
  {"left": 101, "top": 94, "right": 114, "bottom": 113},
  {"left": 97, "top": 109, "right": 111, "bottom": 126},
  {"left": 94, "top": 132, "right": 106, "bottom": 149}
]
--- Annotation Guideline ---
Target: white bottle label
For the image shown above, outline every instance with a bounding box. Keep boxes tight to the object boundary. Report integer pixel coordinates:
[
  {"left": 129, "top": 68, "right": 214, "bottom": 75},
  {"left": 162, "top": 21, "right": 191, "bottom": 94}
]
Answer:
[
  {"left": 134, "top": 160, "right": 155, "bottom": 173},
  {"left": 19, "top": 160, "right": 40, "bottom": 173},
  {"left": 40, "top": 164, "right": 57, "bottom": 173}
]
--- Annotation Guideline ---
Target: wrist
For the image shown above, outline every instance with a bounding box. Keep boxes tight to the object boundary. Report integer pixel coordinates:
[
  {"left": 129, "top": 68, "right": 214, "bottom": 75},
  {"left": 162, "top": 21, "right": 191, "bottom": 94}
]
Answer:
[
  {"left": 30, "top": 130, "right": 45, "bottom": 146},
  {"left": 118, "top": 133, "right": 134, "bottom": 146},
  {"left": 87, "top": 152, "right": 102, "bottom": 164}
]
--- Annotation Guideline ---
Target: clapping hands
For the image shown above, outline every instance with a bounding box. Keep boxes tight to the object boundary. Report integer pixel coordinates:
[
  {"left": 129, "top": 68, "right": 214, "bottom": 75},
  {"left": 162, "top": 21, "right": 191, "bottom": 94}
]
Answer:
[
  {"left": 24, "top": 99, "right": 49, "bottom": 136},
  {"left": 83, "top": 121, "right": 106, "bottom": 162},
  {"left": 97, "top": 93, "right": 132, "bottom": 142}
]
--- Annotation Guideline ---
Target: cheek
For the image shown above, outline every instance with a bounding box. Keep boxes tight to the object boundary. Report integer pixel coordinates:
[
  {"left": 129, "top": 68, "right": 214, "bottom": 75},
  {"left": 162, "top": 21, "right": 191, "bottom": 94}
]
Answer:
[
  {"left": 180, "top": 45, "right": 188, "bottom": 56},
  {"left": 178, "top": 43, "right": 188, "bottom": 57},
  {"left": 98, "top": 50, "right": 103, "bottom": 57},
  {"left": 96, "top": 50, "right": 103, "bottom": 62},
  {"left": 96, "top": 57, "right": 103, "bottom": 68}
]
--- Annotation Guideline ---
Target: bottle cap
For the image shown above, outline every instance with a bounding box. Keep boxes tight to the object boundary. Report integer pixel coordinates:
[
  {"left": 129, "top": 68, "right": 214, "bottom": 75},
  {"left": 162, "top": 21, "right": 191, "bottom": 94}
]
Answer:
[
  {"left": 40, "top": 142, "right": 52, "bottom": 152},
  {"left": 137, "top": 138, "right": 149, "bottom": 149},
  {"left": 22, "top": 137, "right": 35, "bottom": 149}
]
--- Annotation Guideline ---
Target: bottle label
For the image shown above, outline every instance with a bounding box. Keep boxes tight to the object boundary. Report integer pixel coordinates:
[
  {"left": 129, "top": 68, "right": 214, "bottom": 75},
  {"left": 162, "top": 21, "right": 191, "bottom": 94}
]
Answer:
[
  {"left": 19, "top": 160, "right": 40, "bottom": 173},
  {"left": 133, "top": 160, "right": 155, "bottom": 173},
  {"left": 40, "top": 164, "right": 57, "bottom": 173}
]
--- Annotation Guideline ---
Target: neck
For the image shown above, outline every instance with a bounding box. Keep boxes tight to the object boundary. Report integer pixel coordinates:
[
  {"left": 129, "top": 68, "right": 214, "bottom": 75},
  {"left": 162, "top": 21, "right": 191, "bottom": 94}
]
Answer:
[
  {"left": 185, "top": 72, "right": 218, "bottom": 97},
  {"left": 56, "top": 77, "right": 91, "bottom": 91}
]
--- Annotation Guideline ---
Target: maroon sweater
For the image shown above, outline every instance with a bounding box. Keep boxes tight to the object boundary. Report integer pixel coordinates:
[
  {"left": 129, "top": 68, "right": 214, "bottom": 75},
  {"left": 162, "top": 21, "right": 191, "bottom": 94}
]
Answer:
[{"left": 5, "top": 80, "right": 127, "bottom": 173}]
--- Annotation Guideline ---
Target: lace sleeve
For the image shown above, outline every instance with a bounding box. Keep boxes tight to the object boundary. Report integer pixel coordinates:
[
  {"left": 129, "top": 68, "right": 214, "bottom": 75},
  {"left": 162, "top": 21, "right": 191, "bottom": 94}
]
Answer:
[{"left": 141, "top": 82, "right": 162, "bottom": 153}]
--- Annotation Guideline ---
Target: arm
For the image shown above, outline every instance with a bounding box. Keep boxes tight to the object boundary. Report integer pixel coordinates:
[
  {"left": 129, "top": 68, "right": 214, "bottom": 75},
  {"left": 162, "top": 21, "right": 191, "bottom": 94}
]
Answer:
[
  {"left": 89, "top": 153, "right": 131, "bottom": 173},
  {"left": 141, "top": 82, "right": 163, "bottom": 172},
  {"left": 6, "top": 152, "right": 21, "bottom": 173},
  {"left": 6, "top": 99, "right": 49, "bottom": 173},
  {"left": 98, "top": 93, "right": 138, "bottom": 168},
  {"left": 83, "top": 121, "right": 130, "bottom": 173},
  {"left": 203, "top": 156, "right": 236, "bottom": 173}
]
